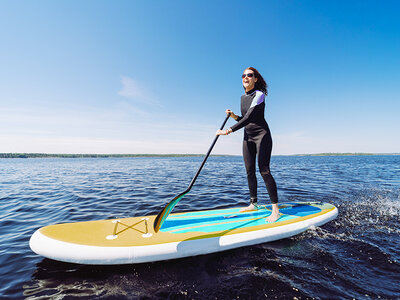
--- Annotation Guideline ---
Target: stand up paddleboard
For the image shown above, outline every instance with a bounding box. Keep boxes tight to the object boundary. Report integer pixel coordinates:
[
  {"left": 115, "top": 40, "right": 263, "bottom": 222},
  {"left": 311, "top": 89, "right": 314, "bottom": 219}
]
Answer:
[{"left": 30, "top": 202, "right": 338, "bottom": 265}]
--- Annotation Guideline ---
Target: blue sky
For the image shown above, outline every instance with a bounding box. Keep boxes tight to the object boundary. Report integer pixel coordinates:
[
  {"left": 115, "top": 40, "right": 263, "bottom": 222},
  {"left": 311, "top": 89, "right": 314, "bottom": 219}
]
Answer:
[{"left": 0, "top": 1, "right": 399, "bottom": 155}]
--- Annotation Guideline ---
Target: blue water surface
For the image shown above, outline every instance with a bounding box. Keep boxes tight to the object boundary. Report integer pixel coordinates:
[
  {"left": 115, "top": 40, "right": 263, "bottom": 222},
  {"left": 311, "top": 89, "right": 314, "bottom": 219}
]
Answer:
[{"left": 0, "top": 155, "right": 399, "bottom": 299}]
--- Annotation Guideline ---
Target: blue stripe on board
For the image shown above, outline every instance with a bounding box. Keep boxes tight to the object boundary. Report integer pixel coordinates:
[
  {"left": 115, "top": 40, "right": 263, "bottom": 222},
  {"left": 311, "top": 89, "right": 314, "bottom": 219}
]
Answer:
[
  {"left": 168, "top": 207, "right": 242, "bottom": 218},
  {"left": 163, "top": 208, "right": 272, "bottom": 228},
  {"left": 163, "top": 203, "right": 321, "bottom": 229},
  {"left": 163, "top": 209, "right": 273, "bottom": 232},
  {"left": 160, "top": 203, "right": 322, "bottom": 234},
  {"left": 166, "top": 214, "right": 297, "bottom": 234},
  {"left": 278, "top": 204, "right": 321, "bottom": 216}
]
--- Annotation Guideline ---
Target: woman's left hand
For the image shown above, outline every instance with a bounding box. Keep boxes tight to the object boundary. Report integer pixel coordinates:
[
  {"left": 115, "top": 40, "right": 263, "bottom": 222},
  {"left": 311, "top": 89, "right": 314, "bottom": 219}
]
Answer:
[
  {"left": 216, "top": 129, "right": 226, "bottom": 136},
  {"left": 216, "top": 129, "right": 231, "bottom": 136}
]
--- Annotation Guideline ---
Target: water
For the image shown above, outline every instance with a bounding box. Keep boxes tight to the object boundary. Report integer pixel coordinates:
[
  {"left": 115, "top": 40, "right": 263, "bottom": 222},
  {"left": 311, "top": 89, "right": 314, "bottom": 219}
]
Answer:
[{"left": 0, "top": 155, "right": 399, "bottom": 299}]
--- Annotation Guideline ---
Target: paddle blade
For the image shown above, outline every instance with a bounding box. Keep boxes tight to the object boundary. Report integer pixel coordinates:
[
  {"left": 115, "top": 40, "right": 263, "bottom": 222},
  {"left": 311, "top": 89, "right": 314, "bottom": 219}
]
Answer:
[{"left": 153, "top": 191, "right": 187, "bottom": 233}]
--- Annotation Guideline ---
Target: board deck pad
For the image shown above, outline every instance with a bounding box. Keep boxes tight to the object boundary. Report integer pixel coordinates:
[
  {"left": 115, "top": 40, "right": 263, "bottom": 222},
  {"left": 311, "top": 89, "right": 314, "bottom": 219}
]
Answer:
[{"left": 161, "top": 203, "right": 322, "bottom": 233}]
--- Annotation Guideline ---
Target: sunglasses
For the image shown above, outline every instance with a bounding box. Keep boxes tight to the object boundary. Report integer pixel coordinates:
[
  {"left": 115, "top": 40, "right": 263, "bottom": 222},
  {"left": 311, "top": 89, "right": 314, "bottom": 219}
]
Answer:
[{"left": 242, "top": 73, "right": 255, "bottom": 78}]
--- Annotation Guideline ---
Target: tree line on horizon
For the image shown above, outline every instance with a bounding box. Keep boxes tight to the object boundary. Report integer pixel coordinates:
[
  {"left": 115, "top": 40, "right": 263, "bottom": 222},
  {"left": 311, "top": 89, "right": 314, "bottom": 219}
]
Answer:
[
  {"left": 1, "top": 153, "right": 398, "bottom": 158},
  {"left": 0, "top": 153, "right": 204, "bottom": 158}
]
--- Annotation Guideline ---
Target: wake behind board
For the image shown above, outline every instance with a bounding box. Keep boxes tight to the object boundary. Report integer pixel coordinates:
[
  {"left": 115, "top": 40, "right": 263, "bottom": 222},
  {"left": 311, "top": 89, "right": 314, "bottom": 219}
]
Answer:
[{"left": 30, "top": 202, "right": 338, "bottom": 265}]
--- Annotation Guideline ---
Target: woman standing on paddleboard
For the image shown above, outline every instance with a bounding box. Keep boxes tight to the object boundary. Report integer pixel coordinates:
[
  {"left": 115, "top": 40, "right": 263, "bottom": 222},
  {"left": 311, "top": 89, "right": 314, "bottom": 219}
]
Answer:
[{"left": 216, "top": 67, "right": 279, "bottom": 222}]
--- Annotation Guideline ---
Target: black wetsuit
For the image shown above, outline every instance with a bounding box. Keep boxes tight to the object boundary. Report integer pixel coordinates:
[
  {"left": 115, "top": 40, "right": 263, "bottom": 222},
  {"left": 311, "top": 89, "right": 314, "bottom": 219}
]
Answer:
[{"left": 230, "top": 88, "right": 278, "bottom": 204}]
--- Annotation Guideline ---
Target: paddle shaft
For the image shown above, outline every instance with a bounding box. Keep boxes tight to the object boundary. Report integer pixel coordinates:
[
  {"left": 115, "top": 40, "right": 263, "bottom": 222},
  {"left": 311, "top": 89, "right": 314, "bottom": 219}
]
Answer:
[
  {"left": 187, "top": 114, "right": 230, "bottom": 190},
  {"left": 153, "top": 114, "right": 231, "bottom": 232}
]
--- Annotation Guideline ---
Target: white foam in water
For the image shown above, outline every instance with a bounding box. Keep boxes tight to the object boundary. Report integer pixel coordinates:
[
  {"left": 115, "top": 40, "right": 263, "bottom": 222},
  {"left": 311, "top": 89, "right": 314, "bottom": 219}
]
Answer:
[{"left": 375, "top": 192, "right": 400, "bottom": 217}]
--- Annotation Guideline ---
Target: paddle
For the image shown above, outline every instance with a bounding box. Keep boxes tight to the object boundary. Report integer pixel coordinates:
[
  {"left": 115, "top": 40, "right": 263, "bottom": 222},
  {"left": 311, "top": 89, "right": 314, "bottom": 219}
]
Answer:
[{"left": 153, "top": 114, "right": 231, "bottom": 233}]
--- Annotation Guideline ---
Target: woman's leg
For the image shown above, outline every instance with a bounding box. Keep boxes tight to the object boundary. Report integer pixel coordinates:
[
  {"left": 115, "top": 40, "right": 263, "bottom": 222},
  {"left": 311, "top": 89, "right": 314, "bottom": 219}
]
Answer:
[
  {"left": 257, "top": 134, "right": 280, "bottom": 222},
  {"left": 240, "top": 139, "right": 258, "bottom": 211},
  {"left": 257, "top": 134, "right": 278, "bottom": 204}
]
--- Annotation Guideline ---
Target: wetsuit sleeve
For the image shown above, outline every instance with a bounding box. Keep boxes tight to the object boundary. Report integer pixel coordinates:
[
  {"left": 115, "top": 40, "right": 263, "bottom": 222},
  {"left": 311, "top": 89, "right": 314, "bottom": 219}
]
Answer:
[
  {"left": 235, "top": 115, "right": 243, "bottom": 122},
  {"left": 230, "top": 92, "right": 265, "bottom": 132}
]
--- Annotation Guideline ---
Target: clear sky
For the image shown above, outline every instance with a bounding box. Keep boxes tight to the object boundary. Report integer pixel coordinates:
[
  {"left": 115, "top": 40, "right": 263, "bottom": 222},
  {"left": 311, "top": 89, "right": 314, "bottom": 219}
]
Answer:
[{"left": 0, "top": 1, "right": 399, "bottom": 155}]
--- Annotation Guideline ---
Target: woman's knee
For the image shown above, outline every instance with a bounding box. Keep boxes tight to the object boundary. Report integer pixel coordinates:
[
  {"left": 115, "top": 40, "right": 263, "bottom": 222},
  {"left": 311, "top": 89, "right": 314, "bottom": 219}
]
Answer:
[{"left": 259, "top": 167, "right": 271, "bottom": 178}]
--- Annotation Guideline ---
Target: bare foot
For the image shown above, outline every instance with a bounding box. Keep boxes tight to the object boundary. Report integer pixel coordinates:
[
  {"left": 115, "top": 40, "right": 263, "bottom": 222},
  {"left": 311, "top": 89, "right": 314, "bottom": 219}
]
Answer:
[
  {"left": 266, "top": 204, "right": 280, "bottom": 222},
  {"left": 266, "top": 211, "right": 280, "bottom": 222},
  {"left": 240, "top": 204, "right": 258, "bottom": 212}
]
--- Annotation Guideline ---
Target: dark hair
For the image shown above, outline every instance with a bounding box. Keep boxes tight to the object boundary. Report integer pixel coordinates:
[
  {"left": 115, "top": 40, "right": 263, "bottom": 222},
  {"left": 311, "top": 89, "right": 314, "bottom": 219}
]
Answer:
[{"left": 244, "top": 67, "right": 268, "bottom": 95}]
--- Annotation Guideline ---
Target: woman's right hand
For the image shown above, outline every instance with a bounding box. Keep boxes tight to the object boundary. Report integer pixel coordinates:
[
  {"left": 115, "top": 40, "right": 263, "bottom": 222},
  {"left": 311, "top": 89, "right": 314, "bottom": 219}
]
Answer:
[{"left": 226, "top": 109, "right": 237, "bottom": 120}]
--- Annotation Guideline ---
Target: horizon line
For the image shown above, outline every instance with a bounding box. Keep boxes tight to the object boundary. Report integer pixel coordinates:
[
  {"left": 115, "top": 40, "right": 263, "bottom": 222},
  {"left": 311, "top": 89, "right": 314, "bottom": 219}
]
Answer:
[{"left": 1, "top": 152, "right": 399, "bottom": 158}]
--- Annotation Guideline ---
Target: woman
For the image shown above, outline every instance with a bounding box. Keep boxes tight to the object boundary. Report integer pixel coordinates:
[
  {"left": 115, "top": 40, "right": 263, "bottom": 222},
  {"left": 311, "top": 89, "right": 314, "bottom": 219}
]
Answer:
[{"left": 216, "top": 67, "right": 280, "bottom": 222}]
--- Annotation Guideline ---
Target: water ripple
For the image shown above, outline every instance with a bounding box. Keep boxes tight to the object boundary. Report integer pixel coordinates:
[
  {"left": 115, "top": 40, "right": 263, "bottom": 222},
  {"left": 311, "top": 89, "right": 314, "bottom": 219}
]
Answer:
[{"left": 0, "top": 155, "right": 399, "bottom": 298}]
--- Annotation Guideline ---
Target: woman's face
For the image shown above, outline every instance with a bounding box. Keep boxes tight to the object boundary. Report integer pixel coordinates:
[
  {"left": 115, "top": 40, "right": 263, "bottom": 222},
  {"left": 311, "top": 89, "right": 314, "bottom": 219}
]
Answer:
[{"left": 242, "top": 69, "right": 258, "bottom": 91}]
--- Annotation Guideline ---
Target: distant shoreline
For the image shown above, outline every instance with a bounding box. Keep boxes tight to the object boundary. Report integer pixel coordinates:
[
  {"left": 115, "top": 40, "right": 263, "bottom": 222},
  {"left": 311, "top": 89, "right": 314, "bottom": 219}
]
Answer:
[{"left": 0, "top": 153, "right": 399, "bottom": 158}]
